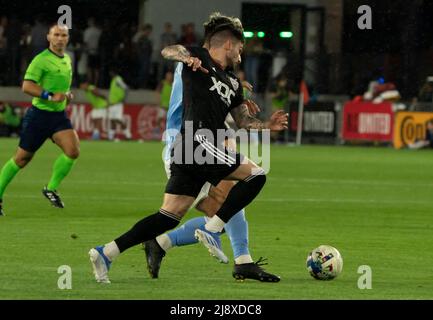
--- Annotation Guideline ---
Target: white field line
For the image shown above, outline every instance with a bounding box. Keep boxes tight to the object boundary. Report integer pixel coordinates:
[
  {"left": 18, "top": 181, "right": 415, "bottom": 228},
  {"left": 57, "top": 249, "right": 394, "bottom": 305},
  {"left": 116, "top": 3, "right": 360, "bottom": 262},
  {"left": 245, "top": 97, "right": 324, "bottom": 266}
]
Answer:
[{"left": 6, "top": 194, "right": 433, "bottom": 205}]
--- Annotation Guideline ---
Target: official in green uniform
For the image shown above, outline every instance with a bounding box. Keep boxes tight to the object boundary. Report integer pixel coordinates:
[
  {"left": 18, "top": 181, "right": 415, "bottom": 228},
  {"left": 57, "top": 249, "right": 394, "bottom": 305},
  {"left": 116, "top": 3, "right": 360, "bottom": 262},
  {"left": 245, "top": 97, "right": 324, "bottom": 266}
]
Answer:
[
  {"left": 0, "top": 24, "right": 79, "bottom": 215},
  {"left": 80, "top": 82, "right": 108, "bottom": 140},
  {"left": 107, "top": 69, "right": 131, "bottom": 141}
]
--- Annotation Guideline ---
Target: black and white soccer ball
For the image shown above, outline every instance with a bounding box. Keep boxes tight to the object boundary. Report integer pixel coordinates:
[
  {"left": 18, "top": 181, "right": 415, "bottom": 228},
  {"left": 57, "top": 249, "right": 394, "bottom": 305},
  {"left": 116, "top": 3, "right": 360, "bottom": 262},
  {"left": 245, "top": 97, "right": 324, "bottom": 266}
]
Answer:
[{"left": 306, "top": 245, "right": 343, "bottom": 280}]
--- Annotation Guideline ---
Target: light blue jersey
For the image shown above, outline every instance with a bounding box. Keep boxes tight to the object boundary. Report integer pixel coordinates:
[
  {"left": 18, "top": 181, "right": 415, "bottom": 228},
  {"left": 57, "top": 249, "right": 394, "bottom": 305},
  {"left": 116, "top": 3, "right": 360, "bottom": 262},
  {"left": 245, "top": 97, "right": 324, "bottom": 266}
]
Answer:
[{"left": 164, "top": 63, "right": 183, "bottom": 161}]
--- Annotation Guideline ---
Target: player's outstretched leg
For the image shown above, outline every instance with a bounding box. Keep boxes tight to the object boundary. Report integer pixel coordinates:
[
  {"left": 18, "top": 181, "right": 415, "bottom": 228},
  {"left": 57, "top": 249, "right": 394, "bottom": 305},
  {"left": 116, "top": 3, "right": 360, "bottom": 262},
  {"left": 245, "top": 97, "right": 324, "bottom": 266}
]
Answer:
[
  {"left": 0, "top": 158, "right": 22, "bottom": 216},
  {"left": 194, "top": 229, "right": 228, "bottom": 263},
  {"left": 226, "top": 210, "right": 280, "bottom": 282},
  {"left": 43, "top": 154, "right": 76, "bottom": 208},
  {"left": 90, "top": 208, "right": 182, "bottom": 283},
  {"left": 143, "top": 216, "right": 225, "bottom": 278},
  {"left": 142, "top": 239, "right": 166, "bottom": 279},
  {"left": 89, "top": 246, "right": 112, "bottom": 283},
  {"left": 232, "top": 257, "right": 280, "bottom": 282}
]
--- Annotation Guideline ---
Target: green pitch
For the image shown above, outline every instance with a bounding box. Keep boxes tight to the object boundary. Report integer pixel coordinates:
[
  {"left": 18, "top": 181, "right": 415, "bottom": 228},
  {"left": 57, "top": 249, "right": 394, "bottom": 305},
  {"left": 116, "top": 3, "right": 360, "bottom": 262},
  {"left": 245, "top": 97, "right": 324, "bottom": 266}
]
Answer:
[{"left": 0, "top": 138, "right": 432, "bottom": 300}]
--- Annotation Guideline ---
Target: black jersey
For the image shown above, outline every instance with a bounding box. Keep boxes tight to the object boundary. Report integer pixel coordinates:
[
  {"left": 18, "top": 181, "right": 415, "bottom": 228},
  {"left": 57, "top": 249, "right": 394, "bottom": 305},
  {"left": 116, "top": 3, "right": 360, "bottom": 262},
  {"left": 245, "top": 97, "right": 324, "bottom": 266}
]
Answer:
[{"left": 181, "top": 46, "right": 244, "bottom": 137}]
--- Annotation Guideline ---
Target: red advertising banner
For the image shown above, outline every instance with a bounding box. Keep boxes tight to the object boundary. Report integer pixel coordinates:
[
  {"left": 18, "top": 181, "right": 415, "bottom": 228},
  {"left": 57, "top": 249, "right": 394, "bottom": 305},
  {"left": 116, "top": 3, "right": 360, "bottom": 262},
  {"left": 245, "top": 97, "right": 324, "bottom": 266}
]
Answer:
[
  {"left": 342, "top": 101, "right": 394, "bottom": 142},
  {"left": 13, "top": 103, "right": 166, "bottom": 141}
]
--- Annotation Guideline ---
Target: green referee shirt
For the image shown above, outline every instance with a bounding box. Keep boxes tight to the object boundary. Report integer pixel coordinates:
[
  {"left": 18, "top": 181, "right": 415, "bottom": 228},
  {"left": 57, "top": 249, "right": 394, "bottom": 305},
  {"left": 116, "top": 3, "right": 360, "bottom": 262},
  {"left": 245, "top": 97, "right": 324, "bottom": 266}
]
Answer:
[
  {"left": 24, "top": 49, "right": 73, "bottom": 112},
  {"left": 109, "top": 76, "right": 128, "bottom": 105},
  {"left": 86, "top": 85, "right": 108, "bottom": 109}
]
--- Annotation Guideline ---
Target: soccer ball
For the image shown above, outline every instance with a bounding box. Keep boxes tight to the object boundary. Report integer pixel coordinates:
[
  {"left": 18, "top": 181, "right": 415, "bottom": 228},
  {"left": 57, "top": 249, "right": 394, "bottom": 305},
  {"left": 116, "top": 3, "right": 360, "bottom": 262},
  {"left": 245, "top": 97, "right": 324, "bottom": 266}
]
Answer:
[{"left": 306, "top": 245, "right": 343, "bottom": 280}]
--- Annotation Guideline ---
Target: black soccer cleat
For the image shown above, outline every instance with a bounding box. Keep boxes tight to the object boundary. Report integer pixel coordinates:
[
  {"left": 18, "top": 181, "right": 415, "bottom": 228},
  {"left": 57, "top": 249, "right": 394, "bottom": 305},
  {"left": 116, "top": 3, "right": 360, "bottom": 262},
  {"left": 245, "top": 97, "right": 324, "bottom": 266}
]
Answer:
[
  {"left": 42, "top": 187, "right": 65, "bottom": 209},
  {"left": 143, "top": 239, "right": 166, "bottom": 279},
  {"left": 0, "top": 201, "right": 4, "bottom": 216},
  {"left": 233, "top": 257, "right": 281, "bottom": 283}
]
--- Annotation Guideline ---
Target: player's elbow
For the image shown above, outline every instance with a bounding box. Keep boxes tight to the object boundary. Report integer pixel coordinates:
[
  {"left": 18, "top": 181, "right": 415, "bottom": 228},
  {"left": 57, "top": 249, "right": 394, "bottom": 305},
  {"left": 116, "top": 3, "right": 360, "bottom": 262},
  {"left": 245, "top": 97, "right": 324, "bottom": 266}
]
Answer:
[{"left": 21, "top": 81, "right": 29, "bottom": 94}]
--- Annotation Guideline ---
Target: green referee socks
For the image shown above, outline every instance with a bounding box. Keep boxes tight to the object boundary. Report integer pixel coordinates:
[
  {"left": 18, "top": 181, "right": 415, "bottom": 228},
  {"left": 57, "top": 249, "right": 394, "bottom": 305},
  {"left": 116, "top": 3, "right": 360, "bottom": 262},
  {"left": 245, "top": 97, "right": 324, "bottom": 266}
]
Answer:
[
  {"left": 47, "top": 154, "right": 76, "bottom": 191},
  {"left": 0, "top": 159, "right": 21, "bottom": 200}
]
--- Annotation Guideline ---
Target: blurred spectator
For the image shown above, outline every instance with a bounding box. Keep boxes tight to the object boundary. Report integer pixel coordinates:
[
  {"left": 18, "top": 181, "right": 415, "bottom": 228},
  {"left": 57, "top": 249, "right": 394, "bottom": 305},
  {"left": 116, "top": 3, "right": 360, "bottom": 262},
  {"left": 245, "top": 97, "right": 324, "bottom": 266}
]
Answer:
[
  {"left": 80, "top": 82, "right": 108, "bottom": 140},
  {"left": 244, "top": 38, "right": 264, "bottom": 89},
  {"left": 83, "top": 17, "right": 102, "bottom": 85},
  {"left": 108, "top": 68, "right": 132, "bottom": 141},
  {"left": 362, "top": 80, "right": 401, "bottom": 103},
  {"left": 269, "top": 74, "right": 292, "bottom": 112},
  {"left": 159, "top": 22, "right": 177, "bottom": 81},
  {"left": 5, "top": 16, "right": 22, "bottom": 85},
  {"left": 180, "top": 23, "right": 198, "bottom": 46},
  {"left": 408, "top": 120, "right": 433, "bottom": 149},
  {"left": 99, "top": 19, "right": 119, "bottom": 88},
  {"left": 417, "top": 76, "right": 433, "bottom": 103},
  {"left": 133, "top": 24, "right": 153, "bottom": 89},
  {"left": 156, "top": 70, "right": 173, "bottom": 133},
  {"left": 0, "top": 101, "right": 22, "bottom": 137},
  {"left": 30, "top": 16, "right": 47, "bottom": 58},
  {"left": 0, "top": 16, "right": 8, "bottom": 85},
  {"left": 20, "top": 24, "right": 32, "bottom": 78}
]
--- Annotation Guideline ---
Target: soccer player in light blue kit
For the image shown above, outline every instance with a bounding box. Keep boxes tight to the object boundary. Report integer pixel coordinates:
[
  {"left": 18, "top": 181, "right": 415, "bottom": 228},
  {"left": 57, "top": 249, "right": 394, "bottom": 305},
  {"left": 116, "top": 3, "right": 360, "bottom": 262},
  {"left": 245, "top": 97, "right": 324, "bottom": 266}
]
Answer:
[{"left": 143, "top": 13, "right": 279, "bottom": 283}]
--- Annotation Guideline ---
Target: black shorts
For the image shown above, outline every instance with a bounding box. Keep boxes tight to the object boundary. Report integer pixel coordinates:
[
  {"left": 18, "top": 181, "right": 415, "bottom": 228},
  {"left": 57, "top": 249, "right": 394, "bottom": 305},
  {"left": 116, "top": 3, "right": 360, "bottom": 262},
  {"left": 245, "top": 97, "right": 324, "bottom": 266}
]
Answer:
[
  {"left": 165, "top": 136, "right": 244, "bottom": 197},
  {"left": 19, "top": 106, "right": 73, "bottom": 153}
]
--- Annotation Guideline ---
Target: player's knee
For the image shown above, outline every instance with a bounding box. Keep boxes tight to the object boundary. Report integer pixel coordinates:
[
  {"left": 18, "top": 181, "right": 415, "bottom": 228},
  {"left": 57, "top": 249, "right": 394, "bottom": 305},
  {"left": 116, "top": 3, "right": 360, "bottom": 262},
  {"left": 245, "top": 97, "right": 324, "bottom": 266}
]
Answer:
[
  {"left": 248, "top": 172, "right": 266, "bottom": 190},
  {"left": 66, "top": 148, "right": 80, "bottom": 159},
  {"left": 14, "top": 155, "right": 33, "bottom": 168}
]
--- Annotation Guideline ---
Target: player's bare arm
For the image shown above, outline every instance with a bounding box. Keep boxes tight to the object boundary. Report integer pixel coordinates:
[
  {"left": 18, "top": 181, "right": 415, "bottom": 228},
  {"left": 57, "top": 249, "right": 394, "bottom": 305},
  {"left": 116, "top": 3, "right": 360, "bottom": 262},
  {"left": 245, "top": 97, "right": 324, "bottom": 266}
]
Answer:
[
  {"left": 22, "top": 80, "right": 66, "bottom": 102},
  {"left": 230, "top": 104, "right": 288, "bottom": 131},
  {"left": 161, "top": 45, "right": 209, "bottom": 73}
]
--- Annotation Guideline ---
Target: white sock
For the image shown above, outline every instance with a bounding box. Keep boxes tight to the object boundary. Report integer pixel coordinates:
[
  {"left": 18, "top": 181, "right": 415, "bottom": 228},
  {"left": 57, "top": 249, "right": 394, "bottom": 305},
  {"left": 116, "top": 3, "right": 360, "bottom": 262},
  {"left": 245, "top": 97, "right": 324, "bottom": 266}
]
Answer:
[
  {"left": 205, "top": 215, "right": 225, "bottom": 233},
  {"left": 156, "top": 234, "right": 172, "bottom": 252},
  {"left": 123, "top": 129, "right": 132, "bottom": 139},
  {"left": 103, "top": 241, "right": 120, "bottom": 261},
  {"left": 235, "top": 255, "right": 254, "bottom": 265},
  {"left": 108, "top": 130, "right": 115, "bottom": 140}
]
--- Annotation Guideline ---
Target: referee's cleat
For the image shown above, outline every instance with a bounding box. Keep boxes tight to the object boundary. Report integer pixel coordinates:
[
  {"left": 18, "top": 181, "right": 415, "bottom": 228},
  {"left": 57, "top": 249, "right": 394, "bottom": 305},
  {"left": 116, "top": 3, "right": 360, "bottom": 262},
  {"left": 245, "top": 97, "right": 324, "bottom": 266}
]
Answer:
[
  {"left": 195, "top": 229, "right": 229, "bottom": 264},
  {"left": 233, "top": 257, "right": 280, "bottom": 283},
  {"left": 0, "top": 201, "right": 4, "bottom": 216},
  {"left": 143, "top": 239, "right": 166, "bottom": 279},
  {"left": 89, "top": 246, "right": 112, "bottom": 284},
  {"left": 42, "top": 187, "right": 65, "bottom": 208}
]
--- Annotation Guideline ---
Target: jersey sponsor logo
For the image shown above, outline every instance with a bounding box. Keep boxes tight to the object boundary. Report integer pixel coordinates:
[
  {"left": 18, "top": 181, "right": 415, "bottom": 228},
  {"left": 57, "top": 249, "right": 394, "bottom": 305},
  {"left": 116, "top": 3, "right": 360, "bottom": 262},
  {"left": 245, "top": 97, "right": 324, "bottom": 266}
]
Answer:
[
  {"left": 209, "top": 76, "right": 235, "bottom": 106},
  {"left": 229, "top": 77, "right": 239, "bottom": 91}
]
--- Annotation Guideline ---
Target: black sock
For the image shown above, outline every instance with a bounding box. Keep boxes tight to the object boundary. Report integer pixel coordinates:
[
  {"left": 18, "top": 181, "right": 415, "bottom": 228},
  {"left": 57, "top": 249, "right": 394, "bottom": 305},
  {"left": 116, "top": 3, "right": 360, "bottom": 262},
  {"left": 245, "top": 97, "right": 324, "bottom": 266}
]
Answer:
[
  {"left": 218, "top": 172, "right": 266, "bottom": 223},
  {"left": 115, "top": 210, "right": 180, "bottom": 253}
]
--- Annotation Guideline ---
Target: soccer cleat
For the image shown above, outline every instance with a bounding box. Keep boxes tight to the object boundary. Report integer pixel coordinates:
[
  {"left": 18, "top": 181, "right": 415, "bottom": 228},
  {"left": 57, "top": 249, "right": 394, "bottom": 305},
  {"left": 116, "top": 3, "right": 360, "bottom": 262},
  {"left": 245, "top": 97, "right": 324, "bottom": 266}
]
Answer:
[
  {"left": 233, "top": 257, "right": 281, "bottom": 283},
  {"left": 142, "top": 239, "right": 166, "bottom": 279},
  {"left": 42, "top": 187, "right": 65, "bottom": 208},
  {"left": 0, "top": 201, "right": 4, "bottom": 216},
  {"left": 195, "top": 229, "right": 229, "bottom": 264},
  {"left": 89, "top": 246, "right": 112, "bottom": 284}
]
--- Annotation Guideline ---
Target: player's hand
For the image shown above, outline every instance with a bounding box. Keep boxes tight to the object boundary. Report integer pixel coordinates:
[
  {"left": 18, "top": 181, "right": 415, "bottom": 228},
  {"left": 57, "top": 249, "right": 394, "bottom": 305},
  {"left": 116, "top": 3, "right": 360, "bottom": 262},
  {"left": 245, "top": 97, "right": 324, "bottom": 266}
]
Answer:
[
  {"left": 241, "top": 81, "right": 253, "bottom": 92},
  {"left": 243, "top": 99, "right": 261, "bottom": 116},
  {"left": 66, "top": 91, "right": 74, "bottom": 103},
  {"left": 51, "top": 93, "right": 67, "bottom": 102},
  {"left": 185, "top": 57, "right": 209, "bottom": 74},
  {"left": 268, "top": 110, "right": 289, "bottom": 131}
]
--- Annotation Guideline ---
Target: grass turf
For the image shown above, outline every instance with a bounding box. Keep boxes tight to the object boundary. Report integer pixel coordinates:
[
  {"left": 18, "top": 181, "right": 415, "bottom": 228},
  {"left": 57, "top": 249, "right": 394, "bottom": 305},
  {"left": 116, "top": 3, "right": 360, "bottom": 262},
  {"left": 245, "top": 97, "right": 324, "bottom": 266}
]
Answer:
[{"left": 0, "top": 138, "right": 432, "bottom": 300}]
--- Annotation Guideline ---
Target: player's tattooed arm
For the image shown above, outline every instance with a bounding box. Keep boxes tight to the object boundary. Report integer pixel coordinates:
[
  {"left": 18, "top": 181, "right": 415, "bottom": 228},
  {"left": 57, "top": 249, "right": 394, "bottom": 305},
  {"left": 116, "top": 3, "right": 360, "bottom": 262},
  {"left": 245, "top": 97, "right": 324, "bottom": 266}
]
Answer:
[
  {"left": 161, "top": 45, "right": 209, "bottom": 73},
  {"left": 161, "top": 45, "right": 191, "bottom": 63},
  {"left": 230, "top": 104, "right": 289, "bottom": 131}
]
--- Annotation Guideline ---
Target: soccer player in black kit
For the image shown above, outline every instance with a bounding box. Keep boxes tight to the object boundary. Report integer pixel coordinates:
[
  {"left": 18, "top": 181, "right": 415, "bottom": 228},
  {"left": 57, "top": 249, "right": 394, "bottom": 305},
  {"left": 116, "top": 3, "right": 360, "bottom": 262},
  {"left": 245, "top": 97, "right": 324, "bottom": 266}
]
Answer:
[{"left": 89, "top": 13, "right": 289, "bottom": 283}]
